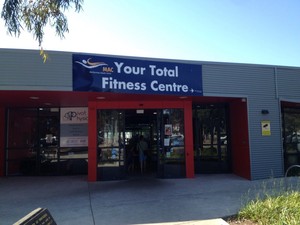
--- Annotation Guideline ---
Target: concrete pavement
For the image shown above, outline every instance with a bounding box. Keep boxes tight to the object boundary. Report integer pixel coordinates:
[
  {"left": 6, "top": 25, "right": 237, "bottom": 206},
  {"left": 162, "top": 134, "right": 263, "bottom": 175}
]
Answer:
[{"left": 1, "top": 174, "right": 298, "bottom": 225}]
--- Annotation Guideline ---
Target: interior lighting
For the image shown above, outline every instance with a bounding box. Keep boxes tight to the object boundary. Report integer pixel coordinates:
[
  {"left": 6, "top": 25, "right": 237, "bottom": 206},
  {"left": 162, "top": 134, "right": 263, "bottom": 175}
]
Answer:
[
  {"left": 50, "top": 108, "right": 59, "bottom": 112},
  {"left": 30, "top": 96, "right": 39, "bottom": 100}
]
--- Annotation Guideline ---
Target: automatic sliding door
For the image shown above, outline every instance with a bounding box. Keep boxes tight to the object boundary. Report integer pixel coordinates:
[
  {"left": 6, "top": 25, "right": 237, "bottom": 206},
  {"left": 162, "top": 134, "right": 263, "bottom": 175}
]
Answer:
[
  {"left": 96, "top": 108, "right": 186, "bottom": 180},
  {"left": 97, "top": 110, "right": 125, "bottom": 180},
  {"left": 157, "top": 109, "right": 186, "bottom": 178}
]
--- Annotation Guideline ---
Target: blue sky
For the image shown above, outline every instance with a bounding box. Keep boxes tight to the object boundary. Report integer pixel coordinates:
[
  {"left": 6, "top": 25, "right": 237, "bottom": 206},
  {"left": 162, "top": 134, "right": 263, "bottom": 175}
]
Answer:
[{"left": 1, "top": 0, "right": 300, "bottom": 67}]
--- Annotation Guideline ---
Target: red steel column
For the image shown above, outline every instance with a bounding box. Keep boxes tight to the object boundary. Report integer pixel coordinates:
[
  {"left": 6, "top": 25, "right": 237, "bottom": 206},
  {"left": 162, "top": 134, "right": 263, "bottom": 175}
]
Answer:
[
  {"left": 88, "top": 102, "right": 97, "bottom": 182},
  {"left": 230, "top": 99, "right": 251, "bottom": 180},
  {"left": 184, "top": 101, "right": 194, "bottom": 178},
  {"left": 0, "top": 107, "right": 5, "bottom": 176}
]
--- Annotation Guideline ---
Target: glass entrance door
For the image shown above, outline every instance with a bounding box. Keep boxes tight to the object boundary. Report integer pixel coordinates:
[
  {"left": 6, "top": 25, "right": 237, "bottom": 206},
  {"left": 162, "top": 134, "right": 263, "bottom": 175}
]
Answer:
[
  {"left": 157, "top": 109, "right": 186, "bottom": 178},
  {"left": 124, "top": 109, "right": 158, "bottom": 177},
  {"left": 96, "top": 108, "right": 186, "bottom": 180},
  {"left": 97, "top": 110, "right": 125, "bottom": 180},
  {"left": 193, "top": 104, "right": 231, "bottom": 173}
]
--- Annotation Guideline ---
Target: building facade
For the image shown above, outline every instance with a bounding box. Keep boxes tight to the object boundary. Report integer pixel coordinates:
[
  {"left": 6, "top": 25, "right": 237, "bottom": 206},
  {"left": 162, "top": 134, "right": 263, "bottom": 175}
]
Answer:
[{"left": 0, "top": 48, "right": 299, "bottom": 181}]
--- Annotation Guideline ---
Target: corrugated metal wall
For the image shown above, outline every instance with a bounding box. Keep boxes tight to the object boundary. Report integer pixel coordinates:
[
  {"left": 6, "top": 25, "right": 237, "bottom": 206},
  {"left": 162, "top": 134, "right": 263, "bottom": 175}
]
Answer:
[
  {"left": 203, "top": 64, "right": 284, "bottom": 179},
  {"left": 2, "top": 48, "right": 300, "bottom": 180},
  {"left": 0, "top": 49, "right": 72, "bottom": 90},
  {"left": 277, "top": 67, "right": 300, "bottom": 100}
]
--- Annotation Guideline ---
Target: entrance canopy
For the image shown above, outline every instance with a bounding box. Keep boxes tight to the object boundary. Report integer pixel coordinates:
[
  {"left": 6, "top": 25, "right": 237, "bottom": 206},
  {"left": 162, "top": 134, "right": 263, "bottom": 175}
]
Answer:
[{"left": 0, "top": 90, "right": 236, "bottom": 108}]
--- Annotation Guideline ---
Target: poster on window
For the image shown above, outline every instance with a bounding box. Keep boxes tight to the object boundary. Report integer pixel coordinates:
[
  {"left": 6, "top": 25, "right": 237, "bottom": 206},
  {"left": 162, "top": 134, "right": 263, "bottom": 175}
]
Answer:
[
  {"left": 60, "top": 107, "right": 88, "bottom": 147},
  {"left": 165, "top": 124, "right": 172, "bottom": 136}
]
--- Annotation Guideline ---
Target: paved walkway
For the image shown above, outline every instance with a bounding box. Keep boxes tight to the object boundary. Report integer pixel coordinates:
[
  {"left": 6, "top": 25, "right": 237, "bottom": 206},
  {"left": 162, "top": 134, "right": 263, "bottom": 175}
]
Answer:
[{"left": 1, "top": 174, "right": 298, "bottom": 225}]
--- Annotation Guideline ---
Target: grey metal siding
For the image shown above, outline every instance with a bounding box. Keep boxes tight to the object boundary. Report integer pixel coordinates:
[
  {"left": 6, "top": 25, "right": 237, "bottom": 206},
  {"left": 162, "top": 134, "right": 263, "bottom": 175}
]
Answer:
[
  {"left": 203, "top": 64, "right": 284, "bottom": 179},
  {"left": 2, "top": 48, "right": 299, "bottom": 180},
  {"left": 277, "top": 67, "right": 300, "bottom": 100},
  {"left": 202, "top": 64, "right": 276, "bottom": 96},
  {"left": 0, "top": 49, "right": 72, "bottom": 90},
  {"left": 247, "top": 96, "right": 283, "bottom": 179}
]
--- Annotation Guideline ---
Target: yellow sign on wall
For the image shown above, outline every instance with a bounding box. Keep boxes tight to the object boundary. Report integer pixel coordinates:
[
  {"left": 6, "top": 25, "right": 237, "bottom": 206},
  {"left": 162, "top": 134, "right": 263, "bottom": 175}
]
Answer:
[{"left": 261, "top": 121, "right": 271, "bottom": 136}]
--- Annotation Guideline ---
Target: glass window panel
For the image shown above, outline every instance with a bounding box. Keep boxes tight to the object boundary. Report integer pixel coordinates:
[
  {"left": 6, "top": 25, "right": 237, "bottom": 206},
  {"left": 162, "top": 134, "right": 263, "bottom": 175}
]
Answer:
[
  {"left": 6, "top": 109, "right": 38, "bottom": 175},
  {"left": 162, "top": 109, "right": 185, "bottom": 160},
  {"left": 7, "top": 109, "right": 38, "bottom": 149},
  {"left": 98, "top": 147, "right": 120, "bottom": 167},
  {"left": 98, "top": 110, "right": 124, "bottom": 148},
  {"left": 193, "top": 105, "right": 228, "bottom": 162},
  {"left": 282, "top": 107, "right": 300, "bottom": 170},
  {"left": 283, "top": 108, "right": 300, "bottom": 146},
  {"left": 6, "top": 108, "right": 91, "bottom": 176},
  {"left": 59, "top": 147, "right": 88, "bottom": 160},
  {"left": 97, "top": 110, "right": 124, "bottom": 167}
]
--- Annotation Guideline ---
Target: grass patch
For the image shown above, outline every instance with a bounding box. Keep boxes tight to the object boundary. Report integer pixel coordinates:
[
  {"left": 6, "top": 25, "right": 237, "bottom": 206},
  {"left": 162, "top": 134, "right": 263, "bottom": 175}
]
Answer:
[
  {"left": 235, "top": 177, "right": 300, "bottom": 225},
  {"left": 238, "top": 191, "right": 300, "bottom": 224}
]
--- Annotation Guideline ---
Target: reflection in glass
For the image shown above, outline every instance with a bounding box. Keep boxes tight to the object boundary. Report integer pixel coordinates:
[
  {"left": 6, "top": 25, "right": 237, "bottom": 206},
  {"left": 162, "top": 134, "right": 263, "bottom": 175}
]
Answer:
[
  {"left": 282, "top": 107, "right": 300, "bottom": 171},
  {"left": 6, "top": 108, "right": 88, "bottom": 176},
  {"left": 194, "top": 106, "right": 228, "bottom": 160},
  {"left": 160, "top": 109, "right": 185, "bottom": 161},
  {"left": 193, "top": 104, "right": 230, "bottom": 173},
  {"left": 97, "top": 110, "right": 124, "bottom": 167}
]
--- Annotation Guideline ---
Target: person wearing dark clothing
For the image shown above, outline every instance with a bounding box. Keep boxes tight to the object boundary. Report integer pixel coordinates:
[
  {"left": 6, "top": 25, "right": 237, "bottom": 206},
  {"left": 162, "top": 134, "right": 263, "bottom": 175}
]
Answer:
[{"left": 136, "top": 135, "right": 148, "bottom": 174}]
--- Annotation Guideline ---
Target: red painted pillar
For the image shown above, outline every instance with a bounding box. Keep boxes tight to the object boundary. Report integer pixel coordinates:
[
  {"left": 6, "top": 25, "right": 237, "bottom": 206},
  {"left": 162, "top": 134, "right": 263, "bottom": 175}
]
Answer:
[
  {"left": 230, "top": 99, "right": 251, "bottom": 180},
  {"left": 184, "top": 101, "right": 194, "bottom": 178},
  {"left": 88, "top": 102, "right": 97, "bottom": 182},
  {"left": 0, "top": 107, "right": 5, "bottom": 177}
]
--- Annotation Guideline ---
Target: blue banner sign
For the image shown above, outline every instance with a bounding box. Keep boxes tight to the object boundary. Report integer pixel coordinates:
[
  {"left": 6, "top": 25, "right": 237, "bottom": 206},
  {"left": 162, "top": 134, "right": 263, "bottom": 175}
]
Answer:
[{"left": 73, "top": 54, "right": 203, "bottom": 96}]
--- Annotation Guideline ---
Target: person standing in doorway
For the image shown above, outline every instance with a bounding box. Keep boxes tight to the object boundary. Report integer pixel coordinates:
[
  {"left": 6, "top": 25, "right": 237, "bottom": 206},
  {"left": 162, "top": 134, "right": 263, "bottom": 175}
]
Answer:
[{"left": 137, "top": 135, "right": 148, "bottom": 174}]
